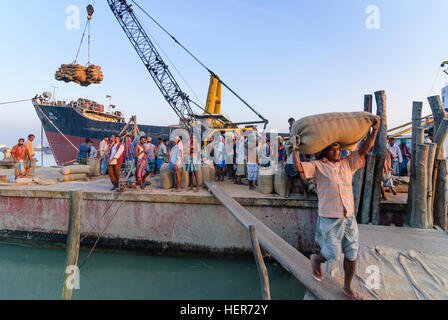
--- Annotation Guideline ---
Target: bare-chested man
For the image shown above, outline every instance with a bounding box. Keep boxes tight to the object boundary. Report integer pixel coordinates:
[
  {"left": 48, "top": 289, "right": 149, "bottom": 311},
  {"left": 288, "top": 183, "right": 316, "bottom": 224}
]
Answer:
[{"left": 11, "top": 139, "right": 31, "bottom": 180}]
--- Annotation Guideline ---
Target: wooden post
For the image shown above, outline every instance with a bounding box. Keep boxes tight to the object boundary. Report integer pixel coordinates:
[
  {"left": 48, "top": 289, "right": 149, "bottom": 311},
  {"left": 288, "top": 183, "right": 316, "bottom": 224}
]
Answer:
[
  {"left": 61, "top": 190, "right": 83, "bottom": 300},
  {"left": 353, "top": 169, "right": 364, "bottom": 222},
  {"left": 406, "top": 102, "right": 423, "bottom": 224},
  {"left": 431, "top": 119, "right": 448, "bottom": 212},
  {"left": 434, "top": 159, "right": 448, "bottom": 231},
  {"left": 354, "top": 94, "right": 374, "bottom": 221},
  {"left": 364, "top": 95, "right": 373, "bottom": 113},
  {"left": 371, "top": 91, "right": 387, "bottom": 225},
  {"left": 425, "top": 143, "right": 437, "bottom": 229},
  {"left": 409, "top": 128, "right": 424, "bottom": 227},
  {"left": 414, "top": 144, "right": 429, "bottom": 229},
  {"left": 249, "top": 225, "right": 271, "bottom": 300},
  {"left": 361, "top": 153, "right": 376, "bottom": 224},
  {"left": 428, "top": 96, "right": 445, "bottom": 139}
]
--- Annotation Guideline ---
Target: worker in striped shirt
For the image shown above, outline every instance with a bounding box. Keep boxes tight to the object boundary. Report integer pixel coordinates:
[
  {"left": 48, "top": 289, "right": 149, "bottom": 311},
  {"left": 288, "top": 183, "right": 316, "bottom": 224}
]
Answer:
[{"left": 292, "top": 116, "right": 380, "bottom": 300}]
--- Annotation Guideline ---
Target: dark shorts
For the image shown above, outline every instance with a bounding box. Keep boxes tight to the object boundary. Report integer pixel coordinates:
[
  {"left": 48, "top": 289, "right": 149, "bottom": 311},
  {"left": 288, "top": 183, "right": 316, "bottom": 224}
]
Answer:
[
  {"left": 285, "top": 164, "right": 298, "bottom": 178},
  {"left": 77, "top": 157, "right": 87, "bottom": 165}
]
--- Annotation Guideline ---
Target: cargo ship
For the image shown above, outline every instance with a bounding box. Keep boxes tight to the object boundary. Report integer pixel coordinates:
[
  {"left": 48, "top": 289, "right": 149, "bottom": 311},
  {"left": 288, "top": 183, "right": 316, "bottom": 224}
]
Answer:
[{"left": 32, "top": 97, "right": 173, "bottom": 166}]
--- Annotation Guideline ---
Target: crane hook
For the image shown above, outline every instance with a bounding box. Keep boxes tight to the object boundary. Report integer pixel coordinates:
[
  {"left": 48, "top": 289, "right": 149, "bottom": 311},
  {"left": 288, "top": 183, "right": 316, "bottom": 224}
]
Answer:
[{"left": 87, "top": 4, "right": 95, "bottom": 20}]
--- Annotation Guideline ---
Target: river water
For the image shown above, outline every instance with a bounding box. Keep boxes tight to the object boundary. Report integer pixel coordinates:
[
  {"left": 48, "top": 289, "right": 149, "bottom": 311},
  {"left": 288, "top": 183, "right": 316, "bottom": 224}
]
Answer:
[
  {"left": 35, "top": 151, "right": 57, "bottom": 167},
  {"left": 0, "top": 243, "right": 305, "bottom": 300},
  {"left": 4, "top": 153, "right": 306, "bottom": 300}
]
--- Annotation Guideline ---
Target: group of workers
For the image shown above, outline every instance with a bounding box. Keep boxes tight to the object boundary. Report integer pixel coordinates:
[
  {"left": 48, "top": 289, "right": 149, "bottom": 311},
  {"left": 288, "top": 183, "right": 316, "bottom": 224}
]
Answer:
[
  {"left": 72, "top": 115, "right": 386, "bottom": 300},
  {"left": 10, "top": 135, "right": 37, "bottom": 180},
  {"left": 76, "top": 134, "right": 171, "bottom": 191}
]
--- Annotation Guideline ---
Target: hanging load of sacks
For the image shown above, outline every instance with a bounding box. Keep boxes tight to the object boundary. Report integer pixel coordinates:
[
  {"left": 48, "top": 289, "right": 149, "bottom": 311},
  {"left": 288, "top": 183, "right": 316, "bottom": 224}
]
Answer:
[
  {"left": 55, "top": 64, "right": 103, "bottom": 87},
  {"left": 86, "top": 64, "right": 103, "bottom": 84},
  {"left": 55, "top": 64, "right": 86, "bottom": 84},
  {"left": 286, "top": 112, "right": 377, "bottom": 155},
  {"left": 55, "top": 5, "right": 103, "bottom": 87}
]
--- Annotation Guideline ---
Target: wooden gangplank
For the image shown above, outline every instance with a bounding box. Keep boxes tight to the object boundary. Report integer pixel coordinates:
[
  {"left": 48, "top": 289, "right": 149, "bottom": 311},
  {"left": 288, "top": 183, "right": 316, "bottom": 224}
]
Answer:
[{"left": 205, "top": 181, "right": 348, "bottom": 300}]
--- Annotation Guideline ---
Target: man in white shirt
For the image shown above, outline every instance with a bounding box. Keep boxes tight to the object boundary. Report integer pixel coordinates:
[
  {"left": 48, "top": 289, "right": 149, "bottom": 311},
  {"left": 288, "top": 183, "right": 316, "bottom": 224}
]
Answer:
[
  {"left": 388, "top": 137, "right": 403, "bottom": 176},
  {"left": 169, "top": 137, "right": 183, "bottom": 192},
  {"left": 99, "top": 137, "right": 109, "bottom": 175},
  {"left": 257, "top": 138, "right": 271, "bottom": 168},
  {"left": 235, "top": 136, "right": 246, "bottom": 185},
  {"left": 108, "top": 136, "right": 125, "bottom": 191}
]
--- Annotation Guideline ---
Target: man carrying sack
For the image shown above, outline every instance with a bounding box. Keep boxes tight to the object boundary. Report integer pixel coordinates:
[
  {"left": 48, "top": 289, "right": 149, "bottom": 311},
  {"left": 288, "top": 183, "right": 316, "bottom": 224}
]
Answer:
[{"left": 292, "top": 115, "right": 380, "bottom": 300}]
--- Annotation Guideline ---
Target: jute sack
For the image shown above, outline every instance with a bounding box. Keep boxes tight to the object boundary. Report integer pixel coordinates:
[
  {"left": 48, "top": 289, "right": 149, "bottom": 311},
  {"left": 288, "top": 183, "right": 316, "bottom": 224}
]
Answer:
[
  {"left": 87, "top": 158, "right": 97, "bottom": 177},
  {"left": 160, "top": 164, "right": 173, "bottom": 189},
  {"left": 94, "top": 159, "right": 101, "bottom": 176},
  {"left": 287, "top": 112, "right": 377, "bottom": 155},
  {"left": 61, "top": 165, "right": 91, "bottom": 176},
  {"left": 201, "top": 165, "right": 210, "bottom": 182},
  {"left": 274, "top": 165, "right": 287, "bottom": 197},
  {"left": 180, "top": 167, "right": 189, "bottom": 189},
  {"left": 258, "top": 167, "right": 274, "bottom": 194},
  {"left": 209, "top": 164, "right": 216, "bottom": 181},
  {"left": 202, "top": 163, "right": 215, "bottom": 182},
  {"left": 58, "top": 174, "right": 89, "bottom": 183}
]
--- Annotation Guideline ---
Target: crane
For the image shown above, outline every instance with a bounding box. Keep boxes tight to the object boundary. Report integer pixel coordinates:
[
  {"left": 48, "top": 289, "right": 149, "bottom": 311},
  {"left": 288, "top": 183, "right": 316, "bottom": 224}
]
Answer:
[{"left": 106, "top": 0, "right": 268, "bottom": 130}]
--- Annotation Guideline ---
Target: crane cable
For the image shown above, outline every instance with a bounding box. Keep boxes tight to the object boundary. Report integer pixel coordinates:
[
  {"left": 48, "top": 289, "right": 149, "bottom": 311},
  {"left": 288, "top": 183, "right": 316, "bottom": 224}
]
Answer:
[
  {"left": 130, "top": 0, "right": 268, "bottom": 126},
  {"left": 138, "top": 20, "right": 227, "bottom": 126},
  {"left": 73, "top": 3, "right": 95, "bottom": 65}
]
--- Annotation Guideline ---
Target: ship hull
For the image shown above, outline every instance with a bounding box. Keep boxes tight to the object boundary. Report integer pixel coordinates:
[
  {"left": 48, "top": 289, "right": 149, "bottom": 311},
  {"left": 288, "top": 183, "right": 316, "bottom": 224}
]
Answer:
[{"left": 33, "top": 102, "right": 173, "bottom": 166}]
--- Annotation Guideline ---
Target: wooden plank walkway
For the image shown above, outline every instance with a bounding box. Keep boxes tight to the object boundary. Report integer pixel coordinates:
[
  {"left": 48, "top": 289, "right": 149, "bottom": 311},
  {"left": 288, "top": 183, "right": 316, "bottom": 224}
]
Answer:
[{"left": 205, "top": 181, "right": 348, "bottom": 300}]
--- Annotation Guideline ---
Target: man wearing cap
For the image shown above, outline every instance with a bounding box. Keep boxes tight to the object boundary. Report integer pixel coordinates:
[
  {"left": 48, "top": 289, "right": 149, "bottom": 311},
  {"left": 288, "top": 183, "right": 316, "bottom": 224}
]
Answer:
[{"left": 292, "top": 116, "right": 380, "bottom": 300}]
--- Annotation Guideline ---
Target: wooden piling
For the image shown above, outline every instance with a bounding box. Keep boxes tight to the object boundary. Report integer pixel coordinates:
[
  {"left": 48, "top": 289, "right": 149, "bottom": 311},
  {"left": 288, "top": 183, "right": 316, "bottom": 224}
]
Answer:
[
  {"left": 434, "top": 159, "right": 448, "bottom": 231},
  {"left": 409, "top": 128, "right": 424, "bottom": 227},
  {"left": 354, "top": 95, "right": 373, "bottom": 221},
  {"left": 361, "top": 153, "right": 375, "bottom": 224},
  {"left": 406, "top": 102, "right": 423, "bottom": 225},
  {"left": 432, "top": 119, "right": 448, "bottom": 212},
  {"left": 61, "top": 189, "right": 83, "bottom": 301},
  {"left": 371, "top": 91, "right": 387, "bottom": 225},
  {"left": 428, "top": 96, "right": 445, "bottom": 139},
  {"left": 414, "top": 144, "right": 429, "bottom": 229},
  {"left": 364, "top": 95, "right": 373, "bottom": 113},
  {"left": 426, "top": 143, "right": 437, "bottom": 229},
  {"left": 249, "top": 225, "right": 271, "bottom": 300}
]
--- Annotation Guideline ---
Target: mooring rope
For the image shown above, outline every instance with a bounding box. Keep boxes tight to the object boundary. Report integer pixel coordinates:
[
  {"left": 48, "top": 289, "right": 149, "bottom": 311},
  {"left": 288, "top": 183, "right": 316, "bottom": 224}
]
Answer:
[
  {"left": 79, "top": 195, "right": 127, "bottom": 269},
  {"left": 35, "top": 104, "right": 79, "bottom": 152},
  {"left": 0, "top": 98, "right": 31, "bottom": 106},
  {"left": 80, "top": 190, "right": 122, "bottom": 242}
]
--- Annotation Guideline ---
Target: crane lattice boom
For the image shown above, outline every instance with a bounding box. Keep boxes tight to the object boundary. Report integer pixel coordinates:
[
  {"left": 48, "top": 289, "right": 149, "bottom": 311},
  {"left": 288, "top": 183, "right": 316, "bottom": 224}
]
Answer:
[{"left": 107, "top": 0, "right": 195, "bottom": 127}]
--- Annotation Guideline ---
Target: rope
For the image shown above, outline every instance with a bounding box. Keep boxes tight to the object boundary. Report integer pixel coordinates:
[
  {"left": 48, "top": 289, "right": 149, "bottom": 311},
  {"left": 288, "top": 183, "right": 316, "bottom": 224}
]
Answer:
[
  {"left": 79, "top": 195, "right": 127, "bottom": 269},
  {"left": 61, "top": 158, "right": 77, "bottom": 166},
  {"left": 87, "top": 19, "right": 91, "bottom": 65},
  {"left": 0, "top": 98, "right": 31, "bottom": 106},
  {"left": 138, "top": 21, "right": 226, "bottom": 126},
  {"left": 73, "top": 19, "right": 90, "bottom": 64},
  {"left": 35, "top": 104, "right": 79, "bottom": 152},
  {"left": 80, "top": 191, "right": 122, "bottom": 242}
]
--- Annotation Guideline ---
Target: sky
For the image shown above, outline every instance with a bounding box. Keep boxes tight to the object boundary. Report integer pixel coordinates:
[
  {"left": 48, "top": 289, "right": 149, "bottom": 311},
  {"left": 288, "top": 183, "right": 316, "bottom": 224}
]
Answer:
[{"left": 1, "top": 0, "right": 448, "bottom": 148}]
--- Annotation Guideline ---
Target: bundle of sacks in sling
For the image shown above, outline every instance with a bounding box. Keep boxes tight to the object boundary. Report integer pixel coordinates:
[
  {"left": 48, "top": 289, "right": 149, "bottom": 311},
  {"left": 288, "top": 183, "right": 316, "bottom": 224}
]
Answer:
[
  {"left": 55, "top": 64, "right": 103, "bottom": 87},
  {"left": 286, "top": 112, "right": 377, "bottom": 156}
]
